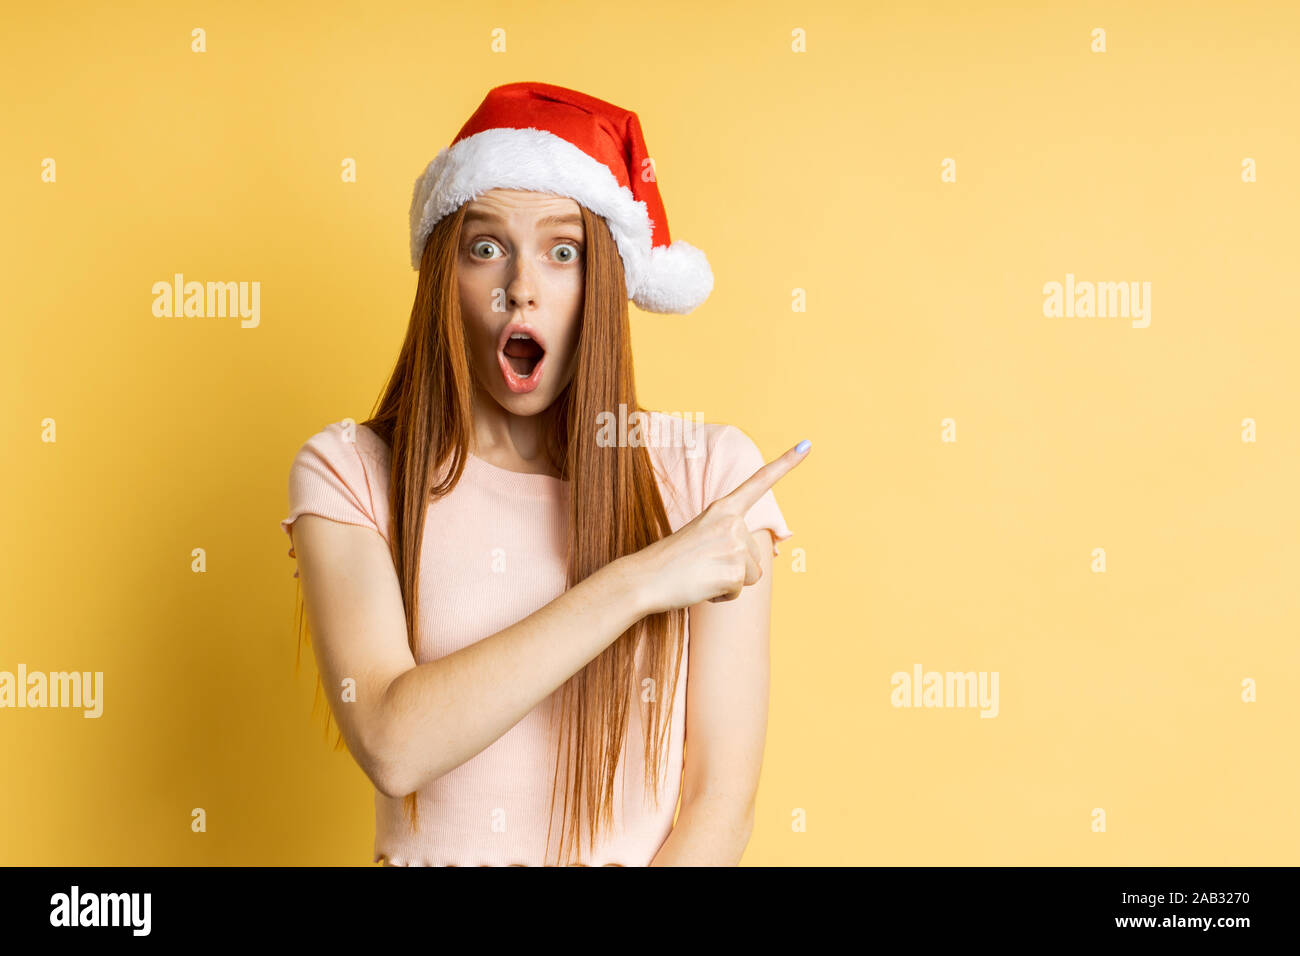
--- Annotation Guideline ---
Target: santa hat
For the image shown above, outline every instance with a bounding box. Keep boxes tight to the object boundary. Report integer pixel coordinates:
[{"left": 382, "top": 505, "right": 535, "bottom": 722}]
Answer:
[{"left": 409, "top": 81, "right": 713, "bottom": 315}]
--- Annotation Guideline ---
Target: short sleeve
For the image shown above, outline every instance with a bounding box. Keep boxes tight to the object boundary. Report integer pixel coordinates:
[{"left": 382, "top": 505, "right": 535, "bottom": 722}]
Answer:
[
  {"left": 702, "top": 425, "right": 795, "bottom": 557},
  {"left": 279, "top": 423, "right": 384, "bottom": 577}
]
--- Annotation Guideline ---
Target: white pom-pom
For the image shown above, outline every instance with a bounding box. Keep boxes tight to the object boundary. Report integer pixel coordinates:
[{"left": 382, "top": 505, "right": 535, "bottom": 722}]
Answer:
[{"left": 631, "top": 240, "right": 714, "bottom": 314}]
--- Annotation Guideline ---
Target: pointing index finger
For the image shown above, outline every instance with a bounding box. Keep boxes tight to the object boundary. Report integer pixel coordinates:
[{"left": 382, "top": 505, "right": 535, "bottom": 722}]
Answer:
[{"left": 718, "top": 439, "right": 811, "bottom": 515}]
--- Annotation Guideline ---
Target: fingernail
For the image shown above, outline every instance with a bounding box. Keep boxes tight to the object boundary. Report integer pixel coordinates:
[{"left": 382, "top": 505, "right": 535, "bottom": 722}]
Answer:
[{"left": 795, "top": 439, "right": 811, "bottom": 453}]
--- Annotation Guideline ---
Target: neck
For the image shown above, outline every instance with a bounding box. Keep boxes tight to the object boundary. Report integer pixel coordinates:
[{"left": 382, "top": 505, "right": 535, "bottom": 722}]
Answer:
[{"left": 469, "top": 385, "right": 556, "bottom": 469}]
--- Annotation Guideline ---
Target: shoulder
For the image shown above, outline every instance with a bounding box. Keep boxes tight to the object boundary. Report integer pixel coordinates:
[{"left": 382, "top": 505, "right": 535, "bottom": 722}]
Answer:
[
  {"left": 282, "top": 419, "right": 392, "bottom": 541},
  {"left": 698, "top": 420, "right": 767, "bottom": 503},
  {"left": 289, "top": 419, "right": 389, "bottom": 471},
  {"left": 642, "top": 411, "right": 766, "bottom": 513},
  {"left": 642, "top": 411, "right": 794, "bottom": 553}
]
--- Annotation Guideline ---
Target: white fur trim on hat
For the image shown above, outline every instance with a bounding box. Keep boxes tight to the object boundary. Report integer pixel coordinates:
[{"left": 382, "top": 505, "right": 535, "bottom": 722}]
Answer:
[{"left": 409, "top": 127, "right": 713, "bottom": 314}]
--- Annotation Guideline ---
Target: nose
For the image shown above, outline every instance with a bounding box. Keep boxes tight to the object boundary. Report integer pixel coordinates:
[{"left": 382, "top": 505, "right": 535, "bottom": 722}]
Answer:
[{"left": 505, "top": 258, "right": 537, "bottom": 311}]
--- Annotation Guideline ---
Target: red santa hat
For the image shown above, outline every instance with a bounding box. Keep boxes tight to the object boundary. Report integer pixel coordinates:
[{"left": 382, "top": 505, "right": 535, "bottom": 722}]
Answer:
[{"left": 409, "top": 81, "right": 713, "bottom": 315}]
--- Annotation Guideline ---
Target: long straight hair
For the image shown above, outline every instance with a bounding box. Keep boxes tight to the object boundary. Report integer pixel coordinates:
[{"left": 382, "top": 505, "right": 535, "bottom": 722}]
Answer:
[{"left": 294, "top": 200, "right": 687, "bottom": 865}]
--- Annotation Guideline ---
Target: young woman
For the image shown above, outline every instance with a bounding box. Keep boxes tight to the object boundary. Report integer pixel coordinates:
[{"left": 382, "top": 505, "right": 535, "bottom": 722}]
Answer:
[{"left": 279, "top": 82, "right": 810, "bottom": 866}]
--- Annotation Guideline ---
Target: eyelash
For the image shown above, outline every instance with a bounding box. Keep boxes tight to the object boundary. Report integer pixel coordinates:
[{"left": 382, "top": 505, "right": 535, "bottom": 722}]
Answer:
[{"left": 467, "top": 238, "right": 583, "bottom": 262}]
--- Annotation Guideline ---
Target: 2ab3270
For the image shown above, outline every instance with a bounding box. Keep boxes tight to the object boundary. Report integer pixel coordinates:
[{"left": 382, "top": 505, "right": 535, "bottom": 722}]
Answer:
[{"left": 1190, "top": 892, "right": 1251, "bottom": 904}]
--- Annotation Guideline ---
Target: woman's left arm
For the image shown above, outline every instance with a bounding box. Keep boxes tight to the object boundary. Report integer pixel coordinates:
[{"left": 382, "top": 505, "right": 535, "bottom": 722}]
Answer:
[{"left": 649, "top": 529, "right": 775, "bottom": 866}]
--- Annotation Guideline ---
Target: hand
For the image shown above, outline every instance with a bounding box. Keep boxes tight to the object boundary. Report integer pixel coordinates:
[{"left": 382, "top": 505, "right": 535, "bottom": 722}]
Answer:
[{"left": 625, "top": 439, "right": 811, "bottom": 615}]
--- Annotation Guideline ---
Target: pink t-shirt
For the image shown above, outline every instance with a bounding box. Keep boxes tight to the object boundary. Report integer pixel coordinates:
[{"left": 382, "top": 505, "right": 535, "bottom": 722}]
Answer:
[{"left": 279, "top": 411, "right": 792, "bottom": 866}]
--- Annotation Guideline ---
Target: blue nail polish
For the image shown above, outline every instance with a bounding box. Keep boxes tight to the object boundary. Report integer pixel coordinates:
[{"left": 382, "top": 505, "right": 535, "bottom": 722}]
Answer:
[{"left": 795, "top": 439, "right": 811, "bottom": 453}]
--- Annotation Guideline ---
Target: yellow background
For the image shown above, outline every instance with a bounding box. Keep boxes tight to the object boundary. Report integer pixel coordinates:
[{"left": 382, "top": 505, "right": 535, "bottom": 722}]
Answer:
[{"left": 2, "top": 0, "right": 1297, "bottom": 864}]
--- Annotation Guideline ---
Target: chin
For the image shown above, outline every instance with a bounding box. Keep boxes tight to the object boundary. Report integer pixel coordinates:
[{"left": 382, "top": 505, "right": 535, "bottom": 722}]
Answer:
[{"left": 493, "top": 388, "right": 554, "bottom": 415}]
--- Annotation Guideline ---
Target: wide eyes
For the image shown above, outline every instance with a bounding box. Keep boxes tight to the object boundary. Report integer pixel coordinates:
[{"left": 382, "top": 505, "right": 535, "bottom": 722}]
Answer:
[{"left": 469, "top": 239, "right": 582, "bottom": 263}]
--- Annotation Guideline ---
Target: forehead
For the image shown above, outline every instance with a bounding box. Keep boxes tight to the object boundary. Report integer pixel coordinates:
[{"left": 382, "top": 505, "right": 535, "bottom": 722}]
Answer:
[{"left": 466, "top": 189, "right": 581, "bottom": 219}]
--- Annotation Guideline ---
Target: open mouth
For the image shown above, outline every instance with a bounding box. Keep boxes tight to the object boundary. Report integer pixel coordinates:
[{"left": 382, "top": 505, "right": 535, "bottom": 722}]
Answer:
[
  {"left": 497, "top": 328, "right": 548, "bottom": 393},
  {"left": 502, "top": 333, "right": 545, "bottom": 376}
]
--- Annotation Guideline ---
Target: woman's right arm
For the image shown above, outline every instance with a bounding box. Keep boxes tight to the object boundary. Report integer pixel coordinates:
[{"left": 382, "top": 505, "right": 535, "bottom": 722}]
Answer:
[{"left": 291, "top": 512, "right": 655, "bottom": 798}]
